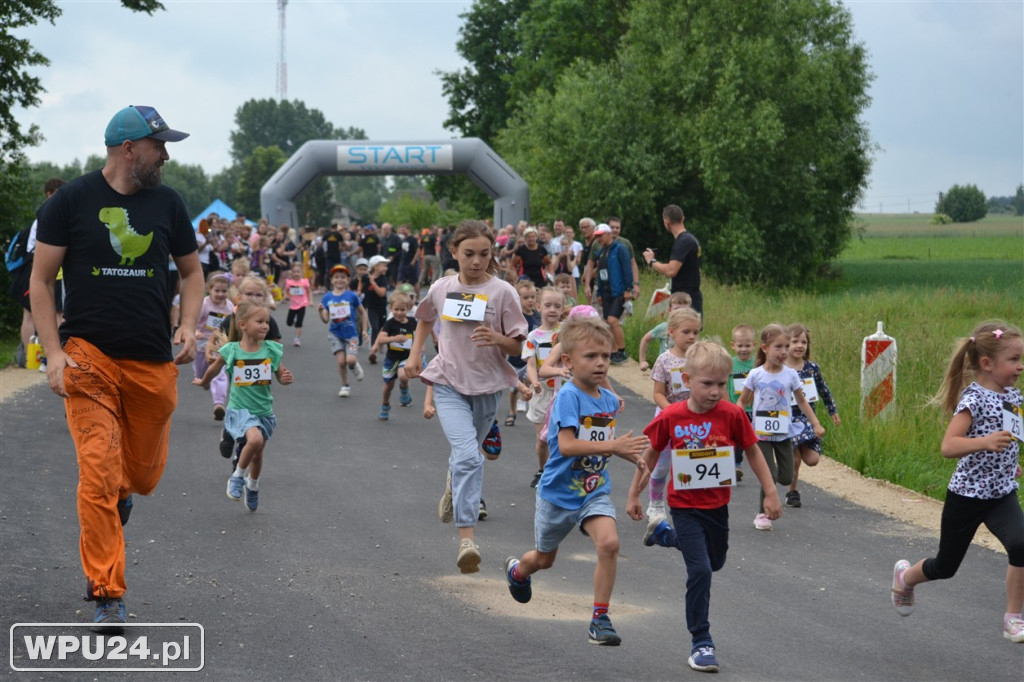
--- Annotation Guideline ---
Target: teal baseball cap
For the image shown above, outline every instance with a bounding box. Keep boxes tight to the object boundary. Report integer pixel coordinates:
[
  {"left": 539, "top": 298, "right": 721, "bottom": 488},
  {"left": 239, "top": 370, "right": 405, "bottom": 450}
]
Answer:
[{"left": 104, "top": 105, "right": 189, "bottom": 146}]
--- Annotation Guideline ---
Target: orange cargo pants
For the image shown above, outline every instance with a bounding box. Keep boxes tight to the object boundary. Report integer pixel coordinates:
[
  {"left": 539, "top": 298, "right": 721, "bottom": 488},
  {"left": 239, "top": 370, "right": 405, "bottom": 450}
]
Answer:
[{"left": 62, "top": 337, "right": 178, "bottom": 600}]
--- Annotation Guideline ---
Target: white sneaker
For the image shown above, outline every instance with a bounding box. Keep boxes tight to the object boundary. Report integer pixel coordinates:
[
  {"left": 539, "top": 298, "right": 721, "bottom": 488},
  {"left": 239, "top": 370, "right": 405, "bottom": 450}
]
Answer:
[
  {"left": 352, "top": 362, "right": 364, "bottom": 381},
  {"left": 1004, "top": 616, "right": 1024, "bottom": 642},
  {"left": 753, "top": 513, "right": 772, "bottom": 531},
  {"left": 646, "top": 500, "right": 667, "bottom": 523},
  {"left": 293, "top": 338, "right": 301, "bottom": 346},
  {"left": 890, "top": 560, "right": 914, "bottom": 616},
  {"left": 338, "top": 385, "right": 350, "bottom": 397}
]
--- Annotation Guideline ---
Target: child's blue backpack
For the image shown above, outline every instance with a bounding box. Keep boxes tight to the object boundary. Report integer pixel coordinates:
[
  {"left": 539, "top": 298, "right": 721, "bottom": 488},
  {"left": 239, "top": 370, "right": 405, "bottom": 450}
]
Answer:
[{"left": 5, "top": 226, "right": 32, "bottom": 272}]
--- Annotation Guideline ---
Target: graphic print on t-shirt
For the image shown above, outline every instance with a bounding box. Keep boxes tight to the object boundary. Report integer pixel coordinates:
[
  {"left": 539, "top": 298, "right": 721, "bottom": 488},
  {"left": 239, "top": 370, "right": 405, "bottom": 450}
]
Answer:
[{"left": 98, "top": 206, "right": 154, "bottom": 267}]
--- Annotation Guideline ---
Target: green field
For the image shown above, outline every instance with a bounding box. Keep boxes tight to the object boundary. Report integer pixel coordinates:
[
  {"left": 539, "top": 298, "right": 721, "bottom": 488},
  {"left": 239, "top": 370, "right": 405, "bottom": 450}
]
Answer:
[{"left": 627, "top": 213, "right": 1024, "bottom": 505}]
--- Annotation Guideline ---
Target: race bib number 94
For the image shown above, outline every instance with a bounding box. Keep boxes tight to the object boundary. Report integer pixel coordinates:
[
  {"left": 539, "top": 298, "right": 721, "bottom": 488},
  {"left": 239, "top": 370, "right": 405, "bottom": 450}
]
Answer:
[
  {"left": 441, "top": 292, "right": 487, "bottom": 322},
  {"left": 672, "top": 446, "right": 736, "bottom": 489},
  {"left": 232, "top": 359, "right": 272, "bottom": 386}
]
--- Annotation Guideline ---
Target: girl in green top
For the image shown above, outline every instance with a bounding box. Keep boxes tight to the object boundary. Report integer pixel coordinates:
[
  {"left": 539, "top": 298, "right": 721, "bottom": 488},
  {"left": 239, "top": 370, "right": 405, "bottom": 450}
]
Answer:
[{"left": 195, "top": 300, "right": 293, "bottom": 511}]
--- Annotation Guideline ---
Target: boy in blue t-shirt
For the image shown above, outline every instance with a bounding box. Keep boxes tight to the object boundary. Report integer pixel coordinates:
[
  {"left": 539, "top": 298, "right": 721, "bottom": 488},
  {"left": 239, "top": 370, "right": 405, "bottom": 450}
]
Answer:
[
  {"left": 503, "top": 317, "right": 649, "bottom": 646},
  {"left": 318, "top": 264, "right": 369, "bottom": 397}
]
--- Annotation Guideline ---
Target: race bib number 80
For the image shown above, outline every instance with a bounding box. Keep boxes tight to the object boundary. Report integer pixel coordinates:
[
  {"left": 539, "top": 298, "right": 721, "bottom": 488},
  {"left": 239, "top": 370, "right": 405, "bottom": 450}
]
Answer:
[
  {"left": 754, "top": 409, "right": 790, "bottom": 437},
  {"left": 672, "top": 446, "right": 736, "bottom": 489}
]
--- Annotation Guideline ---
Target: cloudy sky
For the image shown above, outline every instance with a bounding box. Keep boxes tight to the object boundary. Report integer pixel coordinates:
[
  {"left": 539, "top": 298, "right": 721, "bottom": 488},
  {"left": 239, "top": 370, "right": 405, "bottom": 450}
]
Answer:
[{"left": 12, "top": 0, "right": 1023, "bottom": 214}]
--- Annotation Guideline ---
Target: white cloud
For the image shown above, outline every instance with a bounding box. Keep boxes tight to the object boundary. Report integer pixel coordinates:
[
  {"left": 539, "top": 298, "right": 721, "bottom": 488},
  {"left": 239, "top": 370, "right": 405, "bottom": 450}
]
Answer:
[{"left": 13, "top": 1, "right": 1023, "bottom": 210}]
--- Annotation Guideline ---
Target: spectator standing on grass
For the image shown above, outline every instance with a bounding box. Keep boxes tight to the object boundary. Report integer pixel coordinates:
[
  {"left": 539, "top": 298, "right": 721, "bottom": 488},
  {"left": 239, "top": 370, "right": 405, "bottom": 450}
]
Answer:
[
  {"left": 643, "top": 204, "right": 703, "bottom": 317},
  {"left": 28, "top": 105, "right": 202, "bottom": 629}
]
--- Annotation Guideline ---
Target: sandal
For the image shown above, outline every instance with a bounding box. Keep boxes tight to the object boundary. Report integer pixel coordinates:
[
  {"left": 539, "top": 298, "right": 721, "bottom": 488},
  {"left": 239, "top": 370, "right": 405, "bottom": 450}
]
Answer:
[{"left": 504, "top": 413, "right": 516, "bottom": 427}]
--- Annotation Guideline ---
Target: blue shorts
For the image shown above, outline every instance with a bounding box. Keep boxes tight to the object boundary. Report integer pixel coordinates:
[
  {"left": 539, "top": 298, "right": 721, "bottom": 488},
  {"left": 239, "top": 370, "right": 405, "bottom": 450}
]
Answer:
[
  {"left": 382, "top": 356, "right": 407, "bottom": 383},
  {"left": 534, "top": 492, "right": 616, "bottom": 553},
  {"left": 225, "top": 408, "right": 277, "bottom": 443}
]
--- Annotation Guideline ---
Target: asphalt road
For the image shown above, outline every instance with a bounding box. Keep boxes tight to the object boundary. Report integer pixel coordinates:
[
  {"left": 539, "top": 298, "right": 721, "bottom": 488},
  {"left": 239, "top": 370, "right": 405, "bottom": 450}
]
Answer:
[{"left": 1, "top": 308, "right": 1021, "bottom": 680}]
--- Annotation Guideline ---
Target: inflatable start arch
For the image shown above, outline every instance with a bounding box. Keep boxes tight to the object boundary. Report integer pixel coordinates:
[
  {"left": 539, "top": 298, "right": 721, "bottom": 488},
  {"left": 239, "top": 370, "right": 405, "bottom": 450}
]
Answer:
[{"left": 260, "top": 138, "right": 529, "bottom": 229}]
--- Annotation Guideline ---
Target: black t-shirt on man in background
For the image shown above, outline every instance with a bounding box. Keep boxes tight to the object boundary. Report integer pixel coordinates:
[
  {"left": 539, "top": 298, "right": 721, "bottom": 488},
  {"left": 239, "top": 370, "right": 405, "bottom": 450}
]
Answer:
[{"left": 669, "top": 230, "right": 702, "bottom": 315}]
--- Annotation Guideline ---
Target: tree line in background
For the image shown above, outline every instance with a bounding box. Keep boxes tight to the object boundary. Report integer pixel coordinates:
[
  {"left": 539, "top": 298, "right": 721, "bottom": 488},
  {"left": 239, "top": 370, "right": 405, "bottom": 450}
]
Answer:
[{"left": 3, "top": 0, "right": 1022, "bottom": 335}]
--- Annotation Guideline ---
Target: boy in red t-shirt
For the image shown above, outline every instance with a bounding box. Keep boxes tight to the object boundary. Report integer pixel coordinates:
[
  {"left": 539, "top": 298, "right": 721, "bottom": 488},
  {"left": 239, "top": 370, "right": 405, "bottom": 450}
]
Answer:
[{"left": 627, "top": 341, "right": 781, "bottom": 673}]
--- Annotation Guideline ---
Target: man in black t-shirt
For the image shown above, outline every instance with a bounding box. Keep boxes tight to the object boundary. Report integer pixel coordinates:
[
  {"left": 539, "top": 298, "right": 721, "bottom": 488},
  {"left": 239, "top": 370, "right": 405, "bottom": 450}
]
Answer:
[
  {"left": 396, "top": 223, "right": 419, "bottom": 284},
  {"left": 642, "top": 204, "right": 703, "bottom": 316},
  {"left": 379, "top": 222, "right": 402, "bottom": 285},
  {"left": 324, "top": 223, "right": 342, "bottom": 270},
  {"left": 29, "top": 105, "right": 203, "bottom": 629},
  {"left": 359, "top": 224, "right": 380, "bottom": 259}
]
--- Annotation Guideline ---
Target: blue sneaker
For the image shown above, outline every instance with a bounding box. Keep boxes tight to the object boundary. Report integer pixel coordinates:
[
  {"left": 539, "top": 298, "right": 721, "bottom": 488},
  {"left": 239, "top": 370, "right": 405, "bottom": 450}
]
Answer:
[
  {"left": 504, "top": 557, "right": 532, "bottom": 603},
  {"left": 643, "top": 519, "right": 677, "bottom": 548},
  {"left": 379, "top": 403, "right": 391, "bottom": 421},
  {"left": 482, "top": 421, "right": 501, "bottom": 457},
  {"left": 117, "top": 495, "right": 133, "bottom": 527},
  {"left": 226, "top": 475, "right": 244, "bottom": 501},
  {"left": 245, "top": 484, "right": 259, "bottom": 512},
  {"left": 92, "top": 598, "right": 126, "bottom": 633},
  {"left": 399, "top": 387, "right": 412, "bottom": 407},
  {"left": 688, "top": 645, "right": 719, "bottom": 672},
  {"left": 587, "top": 614, "right": 621, "bottom": 646}
]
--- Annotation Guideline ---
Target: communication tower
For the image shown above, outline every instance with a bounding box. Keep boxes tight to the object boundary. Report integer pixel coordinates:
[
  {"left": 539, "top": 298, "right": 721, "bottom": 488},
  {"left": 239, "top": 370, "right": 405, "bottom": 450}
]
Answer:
[{"left": 276, "top": 0, "right": 288, "bottom": 100}]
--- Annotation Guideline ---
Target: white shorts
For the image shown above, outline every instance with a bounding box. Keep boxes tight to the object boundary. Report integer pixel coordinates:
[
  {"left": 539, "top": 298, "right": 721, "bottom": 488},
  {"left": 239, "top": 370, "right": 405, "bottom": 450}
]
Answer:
[{"left": 526, "top": 387, "right": 556, "bottom": 424}]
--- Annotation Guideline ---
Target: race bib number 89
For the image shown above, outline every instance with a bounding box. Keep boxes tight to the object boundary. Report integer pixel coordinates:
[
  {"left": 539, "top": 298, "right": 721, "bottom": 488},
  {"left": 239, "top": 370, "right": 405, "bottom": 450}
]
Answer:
[
  {"left": 578, "top": 415, "right": 615, "bottom": 448},
  {"left": 672, "top": 446, "right": 736, "bottom": 489}
]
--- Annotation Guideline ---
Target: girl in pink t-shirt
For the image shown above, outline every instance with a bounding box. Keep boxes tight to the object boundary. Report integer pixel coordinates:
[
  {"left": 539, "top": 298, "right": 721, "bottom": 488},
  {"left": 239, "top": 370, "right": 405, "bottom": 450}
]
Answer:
[
  {"left": 193, "top": 272, "right": 235, "bottom": 420},
  {"left": 282, "top": 262, "right": 311, "bottom": 346},
  {"left": 406, "top": 220, "right": 528, "bottom": 574}
]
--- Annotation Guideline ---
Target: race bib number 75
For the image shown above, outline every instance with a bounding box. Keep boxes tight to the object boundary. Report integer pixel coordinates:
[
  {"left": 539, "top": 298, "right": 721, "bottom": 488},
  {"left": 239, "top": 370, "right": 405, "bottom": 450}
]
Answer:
[{"left": 441, "top": 292, "right": 487, "bottom": 322}]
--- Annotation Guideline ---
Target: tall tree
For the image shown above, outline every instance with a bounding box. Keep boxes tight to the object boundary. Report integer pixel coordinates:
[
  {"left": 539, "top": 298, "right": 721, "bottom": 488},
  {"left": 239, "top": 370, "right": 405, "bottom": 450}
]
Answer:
[
  {"left": 497, "top": 0, "right": 873, "bottom": 287},
  {"left": 1013, "top": 184, "right": 1024, "bottom": 217},
  {"left": 433, "top": 0, "right": 628, "bottom": 217},
  {"left": 229, "top": 99, "right": 367, "bottom": 226},
  {"left": 236, "top": 146, "right": 289, "bottom": 218},
  {"left": 160, "top": 161, "right": 210, "bottom": 219},
  {"left": 936, "top": 184, "right": 987, "bottom": 223}
]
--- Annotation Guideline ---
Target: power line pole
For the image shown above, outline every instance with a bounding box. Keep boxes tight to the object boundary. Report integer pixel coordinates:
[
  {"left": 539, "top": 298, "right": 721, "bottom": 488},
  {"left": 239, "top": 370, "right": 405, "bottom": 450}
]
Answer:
[{"left": 276, "top": 0, "right": 288, "bottom": 101}]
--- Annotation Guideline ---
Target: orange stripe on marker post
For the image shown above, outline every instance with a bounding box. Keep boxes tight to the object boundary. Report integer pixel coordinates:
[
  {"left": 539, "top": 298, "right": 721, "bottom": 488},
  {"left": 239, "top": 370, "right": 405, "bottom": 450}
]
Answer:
[{"left": 861, "top": 321, "right": 897, "bottom": 420}]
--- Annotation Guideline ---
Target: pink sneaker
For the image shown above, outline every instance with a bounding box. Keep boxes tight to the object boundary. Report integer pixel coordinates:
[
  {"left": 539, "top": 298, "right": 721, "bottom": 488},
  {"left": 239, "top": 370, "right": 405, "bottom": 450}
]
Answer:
[
  {"left": 753, "top": 513, "right": 772, "bottom": 531},
  {"left": 1004, "top": 616, "right": 1024, "bottom": 643},
  {"left": 890, "top": 560, "right": 914, "bottom": 616}
]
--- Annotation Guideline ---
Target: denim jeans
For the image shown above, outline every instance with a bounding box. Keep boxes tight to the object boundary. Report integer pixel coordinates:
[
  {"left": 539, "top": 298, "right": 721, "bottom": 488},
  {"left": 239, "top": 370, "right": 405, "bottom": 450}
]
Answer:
[
  {"left": 670, "top": 505, "right": 729, "bottom": 648},
  {"left": 432, "top": 384, "right": 502, "bottom": 527}
]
